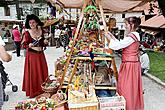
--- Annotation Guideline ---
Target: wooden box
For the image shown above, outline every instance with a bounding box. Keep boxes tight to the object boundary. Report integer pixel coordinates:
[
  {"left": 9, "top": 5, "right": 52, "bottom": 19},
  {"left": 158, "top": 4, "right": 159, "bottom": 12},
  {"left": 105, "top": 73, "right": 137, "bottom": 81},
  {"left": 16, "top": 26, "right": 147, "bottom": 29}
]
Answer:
[
  {"left": 98, "top": 96, "right": 126, "bottom": 110},
  {"left": 68, "top": 88, "right": 99, "bottom": 110}
]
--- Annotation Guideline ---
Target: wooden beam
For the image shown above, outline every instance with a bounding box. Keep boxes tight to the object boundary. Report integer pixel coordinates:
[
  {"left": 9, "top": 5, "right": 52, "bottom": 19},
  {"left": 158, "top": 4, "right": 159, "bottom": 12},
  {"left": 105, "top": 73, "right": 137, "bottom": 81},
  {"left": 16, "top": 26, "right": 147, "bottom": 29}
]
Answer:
[
  {"left": 98, "top": 0, "right": 118, "bottom": 81},
  {"left": 59, "top": 0, "right": 89, "bottom": 90}
]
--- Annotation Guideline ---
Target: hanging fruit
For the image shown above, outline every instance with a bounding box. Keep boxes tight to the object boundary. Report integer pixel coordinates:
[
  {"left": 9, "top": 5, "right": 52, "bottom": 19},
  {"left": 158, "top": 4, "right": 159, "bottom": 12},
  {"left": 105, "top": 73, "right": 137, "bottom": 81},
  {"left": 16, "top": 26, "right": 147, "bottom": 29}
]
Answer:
[{"left": 41, "top": 106, "right": 47, "bottom": 110}]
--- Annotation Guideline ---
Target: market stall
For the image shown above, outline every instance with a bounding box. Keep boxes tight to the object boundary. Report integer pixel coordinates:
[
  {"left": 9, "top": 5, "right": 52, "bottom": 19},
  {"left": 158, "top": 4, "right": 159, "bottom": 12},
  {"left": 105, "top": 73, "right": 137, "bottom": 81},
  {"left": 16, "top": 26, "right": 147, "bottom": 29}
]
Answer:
[
  {"left": 14, "top": 0, "right": 151, "bottom": 110},
  {"left": 54, "top": 1, "right": 121, "bottom": 109}
]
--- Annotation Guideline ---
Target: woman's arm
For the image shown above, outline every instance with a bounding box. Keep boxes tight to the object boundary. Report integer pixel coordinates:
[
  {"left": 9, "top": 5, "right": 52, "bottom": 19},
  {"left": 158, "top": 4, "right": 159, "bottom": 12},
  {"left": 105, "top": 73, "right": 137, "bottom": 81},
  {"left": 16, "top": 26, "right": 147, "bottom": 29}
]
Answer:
[
  {"left": 109, "top": 37, "right": 135, "bottom": 50},
  {"left": 0, "top": 36, "right": 12, "bottom": 62},
  {"left": 0, "top": 46, "right": 12, "bottom": 62},
  {"left": 104, "top": 32, "right": 135, "bottom": 50},
  {"left": 104, "top": 31, "right": 117, "bottom": 42},
  {"left": 22, "top": 31, "right": 32, "bottom": 48}
]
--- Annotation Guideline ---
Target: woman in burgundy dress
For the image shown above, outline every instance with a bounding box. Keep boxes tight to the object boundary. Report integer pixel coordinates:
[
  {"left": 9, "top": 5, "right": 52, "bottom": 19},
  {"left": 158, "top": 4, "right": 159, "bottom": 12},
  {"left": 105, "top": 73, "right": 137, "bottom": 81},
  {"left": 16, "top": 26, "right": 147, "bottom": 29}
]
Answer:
[
  {"left": 22, "top": 14, "right": 49, "bottom": 98},
  {"left": 105, "top": 16, "right": 144, "bottom": 110}
]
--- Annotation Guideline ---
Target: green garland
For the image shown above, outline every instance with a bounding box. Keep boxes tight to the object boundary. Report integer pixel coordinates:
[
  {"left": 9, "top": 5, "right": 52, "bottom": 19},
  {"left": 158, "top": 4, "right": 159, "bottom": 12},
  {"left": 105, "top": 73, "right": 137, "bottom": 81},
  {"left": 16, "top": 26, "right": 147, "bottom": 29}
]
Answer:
[{"left": 84, "top": 5, "right": 97, "bottom": 13}]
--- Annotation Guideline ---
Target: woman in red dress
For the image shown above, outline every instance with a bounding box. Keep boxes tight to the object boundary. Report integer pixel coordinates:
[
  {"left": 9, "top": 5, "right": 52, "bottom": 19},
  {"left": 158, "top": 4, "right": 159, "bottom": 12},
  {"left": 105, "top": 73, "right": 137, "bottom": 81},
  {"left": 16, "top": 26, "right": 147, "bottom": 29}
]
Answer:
[
  {"left": 22, "top": 14, "right": 49, "bottom": 98},
  {"left": 105, "top": 16, "right": 144, "bottom": 110}
]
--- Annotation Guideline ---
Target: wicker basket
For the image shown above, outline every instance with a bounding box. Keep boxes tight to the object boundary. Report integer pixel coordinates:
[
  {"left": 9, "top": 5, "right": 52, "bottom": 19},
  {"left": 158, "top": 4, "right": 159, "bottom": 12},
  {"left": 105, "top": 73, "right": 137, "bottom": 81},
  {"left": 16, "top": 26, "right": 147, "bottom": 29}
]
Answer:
[
  {"left": 41, "top": 74, "right": 60, "bottom": 93},
  {"left": 36, "top": 92, "right": 51, "bottom": 100},
  {"left": 51, "top": 90, "right": 67, "bottom": 101},
  {"left": 56, "top": 62, "right": 65, "bottom": 70},
  {"left": 35, "top": 93, "right": 50, "bottom": 104}
]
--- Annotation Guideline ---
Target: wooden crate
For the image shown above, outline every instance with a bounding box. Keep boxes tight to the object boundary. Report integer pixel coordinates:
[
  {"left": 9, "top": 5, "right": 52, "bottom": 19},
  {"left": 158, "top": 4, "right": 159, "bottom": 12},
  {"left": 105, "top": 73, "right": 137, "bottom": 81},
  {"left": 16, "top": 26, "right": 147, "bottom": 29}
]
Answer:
[
  {"left": 68, "top": 105, "right": 98, "bottom": 110},
  {"left": 68, "top": 88, "right": 99, "bottom": 110},
  {"left": 98, "top": 96, "right": 126, "bottom": 110},
  {"left": 54, "top": 102, "right": 68, "bottom": 110}
]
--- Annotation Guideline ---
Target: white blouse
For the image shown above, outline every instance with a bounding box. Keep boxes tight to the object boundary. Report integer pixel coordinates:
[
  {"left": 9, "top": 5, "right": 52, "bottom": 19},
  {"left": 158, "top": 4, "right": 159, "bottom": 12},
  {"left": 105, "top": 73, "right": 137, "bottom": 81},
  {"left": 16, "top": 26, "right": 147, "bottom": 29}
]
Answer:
[
  {"left": 0, "top": 36, "right": 5, "bottom": 78},
  {"left": 0, "top": 36, "right": 5, "bottom": 46},
  {"left": 140, "top": 52, "right": 150, "bottom": 72},
  {"left": 108, "top": 32, "right": 140, "bottom": 50}
]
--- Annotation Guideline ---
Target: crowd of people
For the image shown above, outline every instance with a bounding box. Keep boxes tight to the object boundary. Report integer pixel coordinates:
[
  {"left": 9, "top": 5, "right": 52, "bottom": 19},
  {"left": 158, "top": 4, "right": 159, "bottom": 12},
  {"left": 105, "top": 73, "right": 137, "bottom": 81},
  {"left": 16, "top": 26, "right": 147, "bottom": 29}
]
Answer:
[{"left": 141, "top": 33, "right": 165, "bottom": 52}]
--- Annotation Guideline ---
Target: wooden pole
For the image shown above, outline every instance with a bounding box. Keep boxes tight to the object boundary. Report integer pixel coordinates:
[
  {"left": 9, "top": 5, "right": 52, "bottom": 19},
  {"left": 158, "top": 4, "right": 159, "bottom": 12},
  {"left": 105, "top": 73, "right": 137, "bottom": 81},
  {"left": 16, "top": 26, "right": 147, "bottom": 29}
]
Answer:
[
  {"left": 68, "top": 59, "right": 79, "bottom": 84},
  {"left": 59, "top": 0, "right": 88, "bottom": 90},
  {"left": 98, "top": 0, "right": 118, "bottom": 81},
  {"left": 15, "top": 0, "right": 21, "bottom": 20}
]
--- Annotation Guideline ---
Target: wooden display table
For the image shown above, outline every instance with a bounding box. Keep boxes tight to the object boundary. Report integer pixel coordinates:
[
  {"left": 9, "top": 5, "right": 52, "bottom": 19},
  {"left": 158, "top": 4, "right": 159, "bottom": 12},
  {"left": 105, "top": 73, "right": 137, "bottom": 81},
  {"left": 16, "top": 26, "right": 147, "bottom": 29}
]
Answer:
[
  {"left": 67, "top": 55, "right": 113, "bottom": 87},
  {"left": 72, "top": 56, "right": 112, "bottom": 61},
  {"left": 95, "top": 86, "right": 116, "bottom": 90},
  {"left": 68, "top": 86, "right": 98, "bottom": 110}
]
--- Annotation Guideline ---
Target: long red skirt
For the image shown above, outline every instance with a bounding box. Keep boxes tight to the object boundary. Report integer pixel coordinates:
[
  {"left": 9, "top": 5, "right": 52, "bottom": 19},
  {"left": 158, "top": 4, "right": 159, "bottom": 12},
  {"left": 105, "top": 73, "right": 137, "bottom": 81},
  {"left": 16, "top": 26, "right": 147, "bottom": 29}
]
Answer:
[
  {"left": 117, "top": 62, "right": 144, "bottom": 110},
  {"left": 22, "top": 50, "right": 48, "bottom": 98}
]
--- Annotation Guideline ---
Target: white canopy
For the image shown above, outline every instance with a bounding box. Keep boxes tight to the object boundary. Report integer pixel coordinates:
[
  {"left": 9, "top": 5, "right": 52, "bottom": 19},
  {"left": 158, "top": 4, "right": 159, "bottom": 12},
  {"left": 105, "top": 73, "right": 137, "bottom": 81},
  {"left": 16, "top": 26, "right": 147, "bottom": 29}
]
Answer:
[
  {"left": 47, "top": 0, "right": 152, "bottom": 12},
  {"left": 0, "top": 19, "right": 23, "bottom": 22}
]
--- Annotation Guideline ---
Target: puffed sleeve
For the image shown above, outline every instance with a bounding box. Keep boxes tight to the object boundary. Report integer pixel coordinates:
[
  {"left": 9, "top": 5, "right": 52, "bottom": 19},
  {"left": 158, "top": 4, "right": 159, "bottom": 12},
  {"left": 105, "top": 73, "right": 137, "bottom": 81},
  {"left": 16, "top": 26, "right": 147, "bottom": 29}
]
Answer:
[
  {"left": 39, "top": 30, "right": 48, "bottom": 47},
  {"left": 22, "top": 31, "right": 30, "bottom": 49},
  {"left": 108, "top": 37, "right": 134, "bottom": 50}
]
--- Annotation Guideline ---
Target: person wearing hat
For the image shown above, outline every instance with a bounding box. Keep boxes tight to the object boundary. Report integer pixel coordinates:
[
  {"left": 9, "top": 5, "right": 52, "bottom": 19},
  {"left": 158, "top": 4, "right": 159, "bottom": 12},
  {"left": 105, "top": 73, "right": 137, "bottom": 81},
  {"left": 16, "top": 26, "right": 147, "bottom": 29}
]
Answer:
[
  {"left": 22, "top": 14, "right": 49, "bottom": 98},
  {"left": 11, "top": 25, "right": 21, "bottom": 57}
]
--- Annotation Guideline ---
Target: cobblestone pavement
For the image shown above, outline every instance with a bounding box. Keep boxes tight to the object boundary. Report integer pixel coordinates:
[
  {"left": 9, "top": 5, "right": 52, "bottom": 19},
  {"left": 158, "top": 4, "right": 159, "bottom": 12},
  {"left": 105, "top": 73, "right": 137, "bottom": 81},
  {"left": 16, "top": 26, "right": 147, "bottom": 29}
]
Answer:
[{"left": 2, "top": 47, "right": 165, "bottom": 110}]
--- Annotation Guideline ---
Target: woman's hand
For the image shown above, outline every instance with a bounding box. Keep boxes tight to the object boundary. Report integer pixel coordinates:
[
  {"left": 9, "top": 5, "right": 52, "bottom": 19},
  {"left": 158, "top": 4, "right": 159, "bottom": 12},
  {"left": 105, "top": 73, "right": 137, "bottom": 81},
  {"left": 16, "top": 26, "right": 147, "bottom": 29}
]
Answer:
[
  {"left": 104, "top": 31, "right": 116, "bottom": 40},
  {"left": 104, "top": 32, "right": 111, "bottom": 40},
  {"left": 44, "top": 39, "right": 49, "bottom": 45},
  {"left": 0, "top": 45, "right": 12, "bottom": 62},
  {"left": 29, "top": 43, "right": 34, "bottom": 48}
]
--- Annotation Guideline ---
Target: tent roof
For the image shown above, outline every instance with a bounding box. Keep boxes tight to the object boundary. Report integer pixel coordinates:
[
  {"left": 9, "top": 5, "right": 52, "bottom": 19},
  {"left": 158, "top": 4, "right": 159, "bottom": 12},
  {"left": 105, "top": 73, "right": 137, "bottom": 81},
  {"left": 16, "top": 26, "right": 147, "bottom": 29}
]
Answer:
[
  {"left": 48, "top": 0, "right": 152, "bottom": 12},
  {"left": 132, "top": 1, "right": 159, "bottom": 14},
  {"left": 0, "top": 19, "right": 23, "bottom": 22},
  {"left": 140, "top": 15, "right": 165, "bottom": 28},
  {"left": 42, "top": 18, "right": 59, "bottom": 27}
]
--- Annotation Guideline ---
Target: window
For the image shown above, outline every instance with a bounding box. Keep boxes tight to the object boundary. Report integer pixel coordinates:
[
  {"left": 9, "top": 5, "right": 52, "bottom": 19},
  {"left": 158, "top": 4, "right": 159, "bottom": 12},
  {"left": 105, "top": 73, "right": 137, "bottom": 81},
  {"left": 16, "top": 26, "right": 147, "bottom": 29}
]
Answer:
[
  {"left": 33, "top": 8, "right": 39, "bottom": 16},
  {"left": 106, "top": 15, "right": 109, "bottom": 18},
  {"left": 4, "top": 6, "right": 10, "bottom": 16},
  {"left": 122, "top": 14, "right": 125, "bottom": 18},
  {"left": 19, "top": 8, "right": 23, "bottom": 16}
]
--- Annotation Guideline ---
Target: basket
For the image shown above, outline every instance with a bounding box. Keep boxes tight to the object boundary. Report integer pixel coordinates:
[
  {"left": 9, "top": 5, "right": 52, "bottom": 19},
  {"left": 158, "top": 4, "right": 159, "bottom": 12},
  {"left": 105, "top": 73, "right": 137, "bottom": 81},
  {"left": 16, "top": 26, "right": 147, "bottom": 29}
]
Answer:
[
  {"left": 51, "top": 90, "right": 67, "bottom": 101},
  {"left": 56, "top": 62, "right": 65, "bottom": 70},
  {"left": 35, "top": 93, "right": 51, "bottom": 104},
  {"left": 36, "top": 92, "right": 51, "bottom": 100},
  {"left": 41, "top": 74, "right": 60, "bottom": 93},
  {"left": 51, "top": 90, "right": 67, "bottom": 108}
]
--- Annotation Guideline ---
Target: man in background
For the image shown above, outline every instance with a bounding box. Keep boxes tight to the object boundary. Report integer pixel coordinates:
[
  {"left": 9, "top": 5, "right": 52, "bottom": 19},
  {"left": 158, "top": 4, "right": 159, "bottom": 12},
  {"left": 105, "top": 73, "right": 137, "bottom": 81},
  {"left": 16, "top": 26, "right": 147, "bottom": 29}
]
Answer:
[
  {"left": 12, "top": 25, "right": 21, "bottom": 57},
  {"left": 140, "top": 47, "right": 150, "bottom": 75},
  {"left": 54, "top": 26, "right": 61, "bottom": 48}
]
